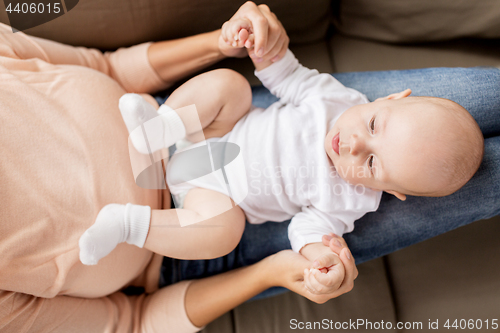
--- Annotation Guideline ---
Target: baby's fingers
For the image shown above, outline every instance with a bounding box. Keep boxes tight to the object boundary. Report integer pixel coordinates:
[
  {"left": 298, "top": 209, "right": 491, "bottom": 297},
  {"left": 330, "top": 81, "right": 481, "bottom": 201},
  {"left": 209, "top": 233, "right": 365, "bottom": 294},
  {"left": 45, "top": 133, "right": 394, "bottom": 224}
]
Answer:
[
  {"left": 230, "top": 28, "right": 249, "bottom": 47},
  {"left": 237, "top": 29, "right": 250, "bottom": 47},
  {"left": 224, "top": 19, "right": 252, "bottom": 46},
  {"left": 314, "top": 264, "right": 344, "bottom": 289},
  {"left": 303, "top": 268, "right": 319, "bottom": 294},
  {"left": 304, "top": 269, "right": 329, "bottom": 294},
  {"left": 312, "top": 252, "right": 341, "bottom": 270}
]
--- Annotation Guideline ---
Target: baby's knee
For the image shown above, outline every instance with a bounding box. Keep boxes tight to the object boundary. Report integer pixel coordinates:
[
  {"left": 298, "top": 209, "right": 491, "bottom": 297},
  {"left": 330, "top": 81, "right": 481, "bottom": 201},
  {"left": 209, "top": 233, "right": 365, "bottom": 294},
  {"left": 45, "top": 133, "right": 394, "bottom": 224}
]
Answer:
[
  {"left": 210, "top": 69, "right": 251, "bottom": 99},
  {"left": 209, "top": 208, "right": 245, "bottom": 258},
  {"left": 219, "top": 213, "right": 245, "bottom": 255}
]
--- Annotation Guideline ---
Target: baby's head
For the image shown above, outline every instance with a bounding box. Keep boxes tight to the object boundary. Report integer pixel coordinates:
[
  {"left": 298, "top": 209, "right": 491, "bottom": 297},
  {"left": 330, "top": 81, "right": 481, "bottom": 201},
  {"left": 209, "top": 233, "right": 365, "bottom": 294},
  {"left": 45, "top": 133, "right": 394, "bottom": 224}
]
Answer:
[{"left": 324, "top": 89, "right": 484, "bottom": 200}]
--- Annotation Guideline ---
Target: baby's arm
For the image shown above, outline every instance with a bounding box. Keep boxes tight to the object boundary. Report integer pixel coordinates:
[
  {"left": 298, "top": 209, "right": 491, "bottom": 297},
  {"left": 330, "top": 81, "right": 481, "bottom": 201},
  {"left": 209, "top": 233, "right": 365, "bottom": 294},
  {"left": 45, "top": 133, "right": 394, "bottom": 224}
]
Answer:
[
  {"left": 300, "top": 242, "right": 347, "bottom": 294},
  {"left": 288, "top": 206, "right": 358, "bottom": 295}
]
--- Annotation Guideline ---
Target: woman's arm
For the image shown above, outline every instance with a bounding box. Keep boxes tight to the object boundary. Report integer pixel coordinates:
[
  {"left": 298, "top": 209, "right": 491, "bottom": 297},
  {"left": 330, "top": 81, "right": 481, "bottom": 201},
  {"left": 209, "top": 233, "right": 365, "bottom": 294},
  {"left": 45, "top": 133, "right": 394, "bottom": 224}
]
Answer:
[
  {"left": 147, "top": 30, "right": 225, "bottom": 88},
  {"left": 148, "top": 1, "right": 290, "bottom": 86},
  {"left": 0, "top": 23, "right": 227, "bottom": 93},
  {"left": 0, "top": 22, "right": 226, "bottom": 93},
  {"left": 0, "top": 2, "right": 288, "bottom": 94},
  {"left": 185, "top": 236, "right": 358, "bottom": 328},
  {"left": 184, "top": 254, "right": 278, "bottom": 328},
  {"left": 0, "top": 282, "right": 199, "bottom": 333},
  {"left": 0, "top": 22, "right": 171, "bottom": 93}
]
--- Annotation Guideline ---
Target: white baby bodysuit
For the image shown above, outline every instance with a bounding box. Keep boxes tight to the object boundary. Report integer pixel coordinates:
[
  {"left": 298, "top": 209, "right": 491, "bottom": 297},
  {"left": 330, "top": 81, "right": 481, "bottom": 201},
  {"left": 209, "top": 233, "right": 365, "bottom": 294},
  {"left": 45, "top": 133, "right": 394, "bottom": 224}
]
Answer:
[{"left": 167, "top": 50, "right": 382, "bottom": 253}]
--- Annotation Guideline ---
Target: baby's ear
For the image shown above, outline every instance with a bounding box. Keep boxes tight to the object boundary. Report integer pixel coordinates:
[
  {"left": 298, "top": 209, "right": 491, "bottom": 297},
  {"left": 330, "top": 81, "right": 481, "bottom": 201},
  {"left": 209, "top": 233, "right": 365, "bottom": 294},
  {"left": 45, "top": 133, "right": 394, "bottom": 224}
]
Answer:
[
  {"left": 375, "top": 89, "right": 412, "bottom": 102},
  {"left": 385, "top": 190, "right": 407, "bottom": 201}
]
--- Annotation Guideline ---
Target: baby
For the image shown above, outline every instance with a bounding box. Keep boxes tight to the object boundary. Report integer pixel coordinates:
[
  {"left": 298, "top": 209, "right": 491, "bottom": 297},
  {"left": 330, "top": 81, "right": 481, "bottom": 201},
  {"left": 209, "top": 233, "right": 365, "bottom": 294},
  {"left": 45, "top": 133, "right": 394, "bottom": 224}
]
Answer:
[{"left": 79, "top": 27, "right": 484, "bottom": 295}]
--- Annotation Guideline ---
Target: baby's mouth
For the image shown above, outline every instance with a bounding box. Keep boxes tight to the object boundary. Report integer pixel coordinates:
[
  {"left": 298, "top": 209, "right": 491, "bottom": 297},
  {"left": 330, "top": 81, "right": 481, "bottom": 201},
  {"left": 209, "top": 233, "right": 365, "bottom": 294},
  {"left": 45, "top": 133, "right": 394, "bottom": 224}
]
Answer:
[{"left": 332, "top": 133, "right": 340, "bottom": 155}]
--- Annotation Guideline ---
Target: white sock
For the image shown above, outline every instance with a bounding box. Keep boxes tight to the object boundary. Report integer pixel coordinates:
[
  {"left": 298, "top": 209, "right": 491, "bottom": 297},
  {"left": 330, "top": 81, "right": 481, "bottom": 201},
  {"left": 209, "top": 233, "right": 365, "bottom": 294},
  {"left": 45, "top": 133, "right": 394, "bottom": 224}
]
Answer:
[
  {"left": 119, "top": 93, "right": 186, "bottom": 154},
  {"left": 158, "top": 103, "right": 187, "bottom": 148},
  {"left": 79, "top": 203, "right": 151, "bottom": 265}
]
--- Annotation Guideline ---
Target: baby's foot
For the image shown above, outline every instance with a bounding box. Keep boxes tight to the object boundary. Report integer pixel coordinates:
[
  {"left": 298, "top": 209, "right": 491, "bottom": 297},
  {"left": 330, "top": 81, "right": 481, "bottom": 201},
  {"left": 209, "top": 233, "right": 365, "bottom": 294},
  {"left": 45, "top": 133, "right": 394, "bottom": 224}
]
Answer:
[
  {"left": 119, "top": 94, "right": 186, "bottom": 154},
  {"left": 79, "top": 203, "right": 151, "bottom": 265},
  {"left": 119, "top": 94, "right": 164, "bottom": 154}
]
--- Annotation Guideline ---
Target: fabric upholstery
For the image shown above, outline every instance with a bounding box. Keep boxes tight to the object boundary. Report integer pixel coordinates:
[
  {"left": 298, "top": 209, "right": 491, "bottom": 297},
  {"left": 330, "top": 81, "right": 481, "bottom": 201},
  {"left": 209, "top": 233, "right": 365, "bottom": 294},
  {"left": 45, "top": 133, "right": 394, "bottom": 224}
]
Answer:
[
  {"left": 0, "top": 0, "right": 331, "bottom": 49},
  {"left": 333, "top": 0, "right": 500, "bottom": 43}
]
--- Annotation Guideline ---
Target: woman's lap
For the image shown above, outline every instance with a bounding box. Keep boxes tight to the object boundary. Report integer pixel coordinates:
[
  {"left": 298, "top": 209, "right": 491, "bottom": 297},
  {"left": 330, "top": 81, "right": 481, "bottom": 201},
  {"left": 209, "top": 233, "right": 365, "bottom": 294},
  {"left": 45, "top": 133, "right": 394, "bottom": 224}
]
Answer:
[{"left": 159, "top": 67, "right": 500, "bottom": 297}]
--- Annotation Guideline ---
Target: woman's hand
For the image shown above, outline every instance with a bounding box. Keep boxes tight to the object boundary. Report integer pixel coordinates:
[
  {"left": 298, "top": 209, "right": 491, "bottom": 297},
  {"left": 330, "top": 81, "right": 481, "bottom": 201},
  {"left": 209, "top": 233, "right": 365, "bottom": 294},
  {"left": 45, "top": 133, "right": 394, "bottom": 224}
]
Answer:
[
  {"left": 218, "top": 1, "right": 289, "bottom": 63},
  {"left": 266, "top": 234, "right": 358, "bottom": 304}
]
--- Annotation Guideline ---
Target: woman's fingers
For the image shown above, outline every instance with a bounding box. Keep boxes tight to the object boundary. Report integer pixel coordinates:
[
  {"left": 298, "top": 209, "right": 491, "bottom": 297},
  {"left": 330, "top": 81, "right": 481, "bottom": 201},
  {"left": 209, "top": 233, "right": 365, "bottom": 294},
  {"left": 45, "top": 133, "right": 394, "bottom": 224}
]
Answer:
[
  {"left": 329, "top": 238, "right": 345, "bottom": 253},
  {"left": 232, "top": 18, "right": 253, "bottom": 38},
  {"left": 225, "top": 1, "right": 288, "bottom": 60},
  {"left": 312, "top": 252, "right": 340, "bottom": 269},
  {"left": 249, "top": 29, "right": 285, "bottom": 63},
  {"left": 244, "top": 34, "right": 255, "bottom": 49},
  {"left": 322, "top": 233, "right": 348, "bottom": 256},
  {"left": 221, "top": 21, "right": 230, "bottom": 44},
  {"left": 322, "top": 234, "right": 332, "bottom": 246},
  {"left": 256, "top": 5, "right": 281, "bottom": 58},
  {"left": 266, "top": 33, "right": 287, "bottom": 62},
  {"left": 275, "top": 249, "right": 354, "bottom": 304},
  {"left": 259, "top": 6, "right": 289, "bottom": 62},
  {"left": 335, "top": 247, "right": 358, "bottom": 293},
  {"left": 334, "top": 234, "right": 349, "bottom": 247},
  {"left": 271, "top": 36, "right": 288, "bottom": 62},
  {"left": 321, "top": 234, "right": 358, "bottom": 296},
  {"left": 235, "top": 2, "right": 268, "bottom": 56}
]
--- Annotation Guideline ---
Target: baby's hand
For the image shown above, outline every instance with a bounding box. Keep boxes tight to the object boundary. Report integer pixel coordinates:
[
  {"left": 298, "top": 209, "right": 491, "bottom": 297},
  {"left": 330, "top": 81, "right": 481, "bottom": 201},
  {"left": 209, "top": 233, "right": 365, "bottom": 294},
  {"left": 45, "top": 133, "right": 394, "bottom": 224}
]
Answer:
[
  {"left": 219, "top": 18, "right": 255, "bottom": 58},
  {"left": 304, "top": 251, "right": 346, "bottom": 295}
]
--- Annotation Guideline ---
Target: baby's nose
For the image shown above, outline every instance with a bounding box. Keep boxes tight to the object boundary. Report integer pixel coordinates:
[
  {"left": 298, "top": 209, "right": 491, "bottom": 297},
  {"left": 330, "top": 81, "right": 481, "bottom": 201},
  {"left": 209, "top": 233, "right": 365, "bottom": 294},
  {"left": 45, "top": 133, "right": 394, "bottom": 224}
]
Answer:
[{"left": 349, "top": 134, "right": 366, "bottom": 155}]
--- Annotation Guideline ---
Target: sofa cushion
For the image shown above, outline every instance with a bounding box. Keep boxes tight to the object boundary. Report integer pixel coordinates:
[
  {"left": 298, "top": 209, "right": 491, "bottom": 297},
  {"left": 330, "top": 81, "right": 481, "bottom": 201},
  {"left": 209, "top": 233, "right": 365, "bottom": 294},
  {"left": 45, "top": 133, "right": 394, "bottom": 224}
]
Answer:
[
  {"left": 329, "top": 34, "right": 500, "bottom": 72},
  {"left": 385, "top": 216, "right": 500, "bottom": 325},
  {"left": 333, "top": 0, "right": 500, "bottom": 43},
  {"left": 0, "top": 0, "right": 331, "bottom": 49}
]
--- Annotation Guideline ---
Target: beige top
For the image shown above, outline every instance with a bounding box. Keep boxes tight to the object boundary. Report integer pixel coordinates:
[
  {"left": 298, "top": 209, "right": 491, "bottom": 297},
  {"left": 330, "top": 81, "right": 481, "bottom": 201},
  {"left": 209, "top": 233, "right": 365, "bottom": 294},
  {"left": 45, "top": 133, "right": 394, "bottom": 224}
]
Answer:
[{"left": 0, "top": 23, "right": 199, "bottom": 333}]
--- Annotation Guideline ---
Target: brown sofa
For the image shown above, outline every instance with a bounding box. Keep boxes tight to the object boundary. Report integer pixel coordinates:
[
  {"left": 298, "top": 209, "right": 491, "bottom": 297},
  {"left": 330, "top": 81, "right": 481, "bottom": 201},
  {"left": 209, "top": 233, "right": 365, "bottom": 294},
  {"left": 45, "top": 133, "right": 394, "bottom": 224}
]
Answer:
[{"left": 3, "top": 1, "right": 499, "bottom": 332}]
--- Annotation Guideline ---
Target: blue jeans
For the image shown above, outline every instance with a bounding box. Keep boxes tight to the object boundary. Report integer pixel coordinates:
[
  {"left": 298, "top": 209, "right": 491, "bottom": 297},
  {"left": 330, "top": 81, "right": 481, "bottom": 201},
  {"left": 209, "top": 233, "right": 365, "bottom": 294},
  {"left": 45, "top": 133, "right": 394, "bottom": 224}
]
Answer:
[{"left": 158, "top": 67, "right": 500, "bottom": 299}]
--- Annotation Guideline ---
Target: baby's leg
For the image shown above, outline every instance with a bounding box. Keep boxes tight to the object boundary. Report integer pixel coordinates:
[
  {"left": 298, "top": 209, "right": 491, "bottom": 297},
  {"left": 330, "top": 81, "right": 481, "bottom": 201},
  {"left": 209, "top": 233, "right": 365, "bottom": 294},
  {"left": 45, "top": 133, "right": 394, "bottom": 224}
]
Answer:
[
  {"left": 79, "top": 70, "right": 251, "bottom": 265},
  {"left": 165, "top": 68, "right": 252, "bottom": 143},
  {"left": 121, "top": 69, "right": 251, "bottom": 153},
  {"left": 79, "top": 188, "right": 245, "bottom": 265},
  {"left": 144, "top": 188, "right": 246, "bottom": 259},
  {"left": 139, "top": 70, "right": 251, "bottom": 258}
]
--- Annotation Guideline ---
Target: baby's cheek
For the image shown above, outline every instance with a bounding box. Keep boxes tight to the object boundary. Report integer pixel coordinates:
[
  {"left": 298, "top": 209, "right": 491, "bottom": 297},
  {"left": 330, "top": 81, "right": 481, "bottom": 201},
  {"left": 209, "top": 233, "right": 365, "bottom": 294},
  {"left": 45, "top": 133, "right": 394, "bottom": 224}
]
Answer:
[
  {"left": 334, "top": 162, "right": 357, "bottom": 182},
  {"left": 336, "top": 165, "right": 373, "bottom": 188},
  {"left": 356, "top": 168, "right": 373, "bottom": 184}
]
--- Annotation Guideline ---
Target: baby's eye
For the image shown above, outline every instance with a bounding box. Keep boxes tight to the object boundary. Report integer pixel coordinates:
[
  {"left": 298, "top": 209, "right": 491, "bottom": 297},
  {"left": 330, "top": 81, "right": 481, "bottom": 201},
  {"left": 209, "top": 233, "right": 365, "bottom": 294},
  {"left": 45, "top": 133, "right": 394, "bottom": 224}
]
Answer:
[
  {"left": 368, "top": 156, "right": 374, "bottom": 174},
  {"left": 369, "top": 116, "right": 376, "bottom": 133}
]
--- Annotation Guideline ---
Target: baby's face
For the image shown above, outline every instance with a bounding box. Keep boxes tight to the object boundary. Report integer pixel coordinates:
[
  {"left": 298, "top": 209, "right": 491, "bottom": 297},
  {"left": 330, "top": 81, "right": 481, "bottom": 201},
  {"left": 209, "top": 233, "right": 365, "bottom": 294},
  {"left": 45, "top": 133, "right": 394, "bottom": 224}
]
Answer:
[{"left": 324, "top": 94, "right": 452, "bottom": 199}]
